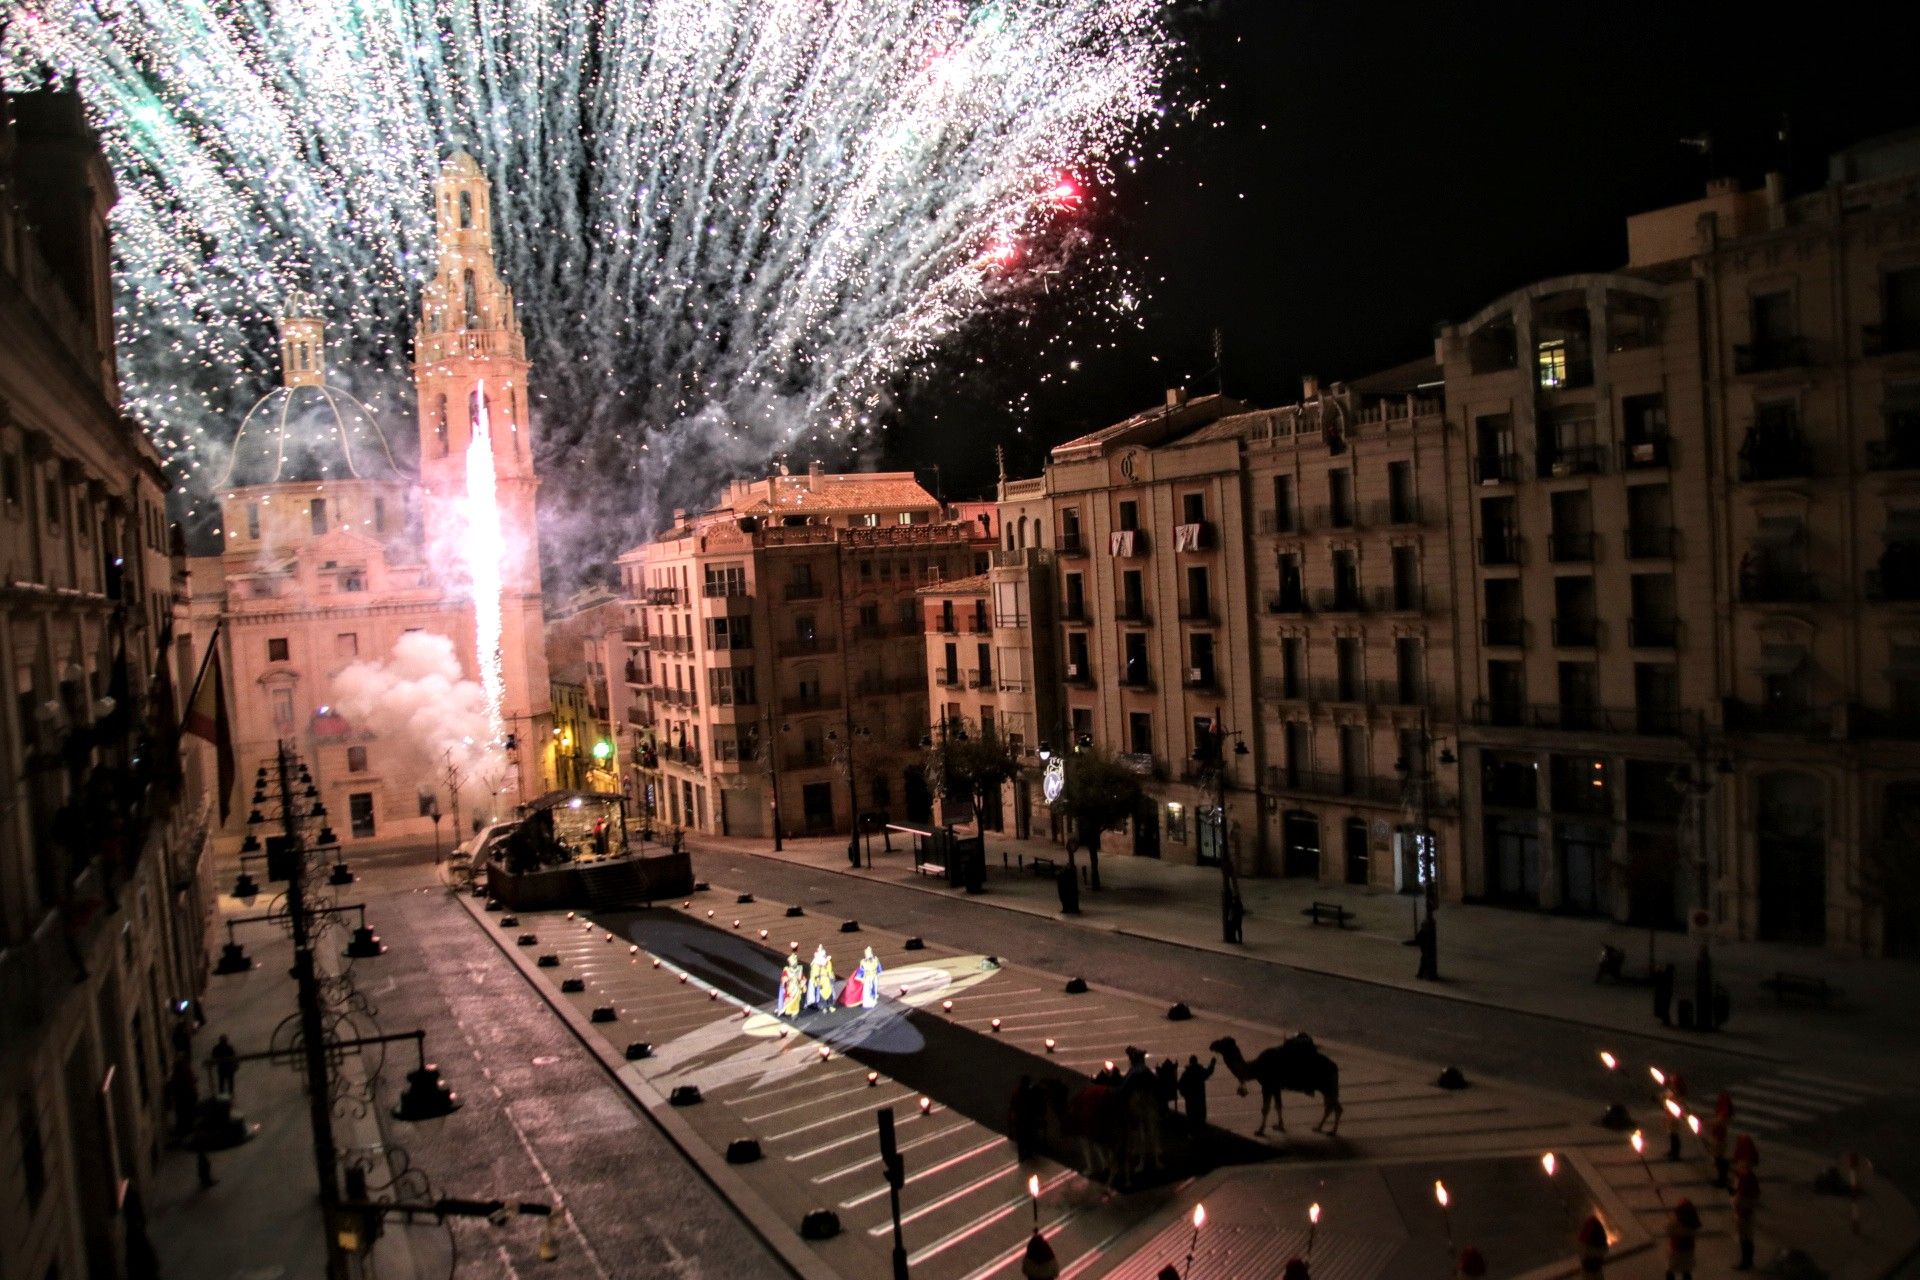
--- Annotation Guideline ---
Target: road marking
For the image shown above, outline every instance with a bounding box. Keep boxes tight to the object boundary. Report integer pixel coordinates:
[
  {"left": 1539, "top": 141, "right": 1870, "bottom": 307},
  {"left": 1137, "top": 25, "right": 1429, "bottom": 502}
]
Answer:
[
  {"left": 902, "top": 1170, "right": 1077, "bottom": 1263},
  {"left": 813, "top": 1121, "right": 974, "bottom": 1183},
  {"left": 882, "top": 1158, "right": 1025, "bottom": 1233},
  {"left": 765, "top": 1091, "right": 916, "bottom": 1141},
  {"left": 840, "top": 1137, "right": 1006, "bottom": 1208}
]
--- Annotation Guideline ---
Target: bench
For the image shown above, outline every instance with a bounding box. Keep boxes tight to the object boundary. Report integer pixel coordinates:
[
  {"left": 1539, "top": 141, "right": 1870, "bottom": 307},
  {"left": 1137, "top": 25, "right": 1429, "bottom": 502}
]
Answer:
[
  {"left": 1028, "top": 856, "right": 1058, "bottom": 878},
  {"left": 1301, "top": 900, "right": 1356, "bottom": 929},
  {"left": 1762, "top": 970, "right": 1836, "bottom": 1008}
]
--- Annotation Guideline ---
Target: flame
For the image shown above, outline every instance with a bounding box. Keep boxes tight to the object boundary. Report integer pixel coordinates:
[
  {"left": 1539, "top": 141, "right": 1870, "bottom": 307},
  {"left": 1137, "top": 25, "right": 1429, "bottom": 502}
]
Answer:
[
  {"left": 1665, "top": 1099, "right": 1683, "bottom": 1118},
  {"left": 1028, "top": 1174, "right": 1040, "bottom": 1198},
  {"left": 1541, "top": 1153, "right": 1557, "bottom": 1176},
  {"left": 1631, "top": 1130, "right": 1645, "bottom": 1154},
  {"left": 1687, "top": 1115, "right": 1702, "bottom": 1135},
  {"left": 1650, "top": 1066, "right": 1666, "bottom": 1086},
  {"left": 1192, "top": 1204, "right": 1206, "bottom": 1229},
  {"left": 1599, "top": 1051, "right": 1618, "bottom": 1070},
  {"left": 1434, "top": 1180, "right": 1449, "bottom": 1208},
  {"left": 1308, "top": 1203, "right": 1321, "bottom": 1224},
  {"left": 462, "top": 381, "right": 507, "bottom": 754}
]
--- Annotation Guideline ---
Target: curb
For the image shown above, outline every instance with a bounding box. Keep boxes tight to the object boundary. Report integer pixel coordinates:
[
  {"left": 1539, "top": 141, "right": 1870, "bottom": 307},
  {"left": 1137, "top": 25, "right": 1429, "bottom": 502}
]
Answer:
[
  {"left": 699, "top": 840, "right": 1790, "bottom": 1066},
  {"left": 453, "top": 890, "right": 838, "bottom": 1280}
]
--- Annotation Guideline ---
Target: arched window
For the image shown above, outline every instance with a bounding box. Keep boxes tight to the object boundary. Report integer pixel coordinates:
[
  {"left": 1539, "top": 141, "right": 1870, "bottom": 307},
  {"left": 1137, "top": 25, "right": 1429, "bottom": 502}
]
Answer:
[
  {"left": 434, "top": 394, "right": 449, "bottom": 457},
  {"left": 1034, "top": 519, "right": 1044, "bottom": 549},
  {"left": 1017, "top": 516, "right": 1028, "bottom": 549},
  {"left": 462, "top": 269, "right": 479, "bottom": 329},
  {"left": 459, "top": 190, "right": 472, "bottom": 229},
  {"left": 1004, "top": 527, "right": 1015, "bottom": 552}
]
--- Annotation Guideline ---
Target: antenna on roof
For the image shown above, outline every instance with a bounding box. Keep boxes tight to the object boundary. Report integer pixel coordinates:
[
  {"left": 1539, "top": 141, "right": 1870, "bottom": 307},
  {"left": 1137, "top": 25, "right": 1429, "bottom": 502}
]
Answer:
[{"left": 1211, "top": 327, "right": 1225, "bottom": 397}]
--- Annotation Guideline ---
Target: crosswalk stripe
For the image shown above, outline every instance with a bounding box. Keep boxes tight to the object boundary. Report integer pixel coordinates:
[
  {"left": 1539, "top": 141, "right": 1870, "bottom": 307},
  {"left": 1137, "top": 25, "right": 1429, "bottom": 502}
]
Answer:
[
  {"left": 882, "top": 1158, "right": 1024, "bottom": 1234},
  {"left": 765, "top": 1090, "right": 915, "bottom": 1141},
  {"left": 812, "top": 1121, "right": 974, "bottom": 1183},
  {"left": 840, "top": 1137, "right": 1006, "bottom": 1208},
  {"left": 903, "top": 1170, "right": 1078, "bottom": 1265},
  {"left": 1768, "top": 1071, "right": 1878, "bottom": 1102},
  {"left": 1733, "top": 1098, "right": 1823, "bottom": 1124},
  {"left": 1772, "top": 1068, "right": 1878, "bottom": 1094}
]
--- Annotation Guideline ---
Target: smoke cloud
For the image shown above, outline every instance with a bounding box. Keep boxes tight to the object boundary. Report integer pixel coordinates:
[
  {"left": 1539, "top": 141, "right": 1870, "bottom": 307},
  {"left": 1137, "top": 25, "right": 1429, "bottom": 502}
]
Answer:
[{"left": 328, "top": 631, "right": 509, "bottom": 823}]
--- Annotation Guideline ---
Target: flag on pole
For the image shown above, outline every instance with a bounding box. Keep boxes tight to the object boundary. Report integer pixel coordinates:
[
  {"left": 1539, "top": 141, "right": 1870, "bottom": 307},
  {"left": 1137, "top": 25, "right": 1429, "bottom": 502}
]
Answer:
[
  {"left": 150, "top": 621, "right": 181, "bottom": 783},
  {"left": 182, "top": 631, "right": 234, "bottom": 823}
]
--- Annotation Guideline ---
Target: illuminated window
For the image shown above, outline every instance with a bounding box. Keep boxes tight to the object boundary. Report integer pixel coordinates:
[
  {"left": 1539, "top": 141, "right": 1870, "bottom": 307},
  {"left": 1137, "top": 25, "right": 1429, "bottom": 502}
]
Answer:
[
  {"left": 1165, "top": 802, "right": 1188, "bottom": 843},
  {"left": 1537, "top": 339, "right": 1568, "bottom": 388}
]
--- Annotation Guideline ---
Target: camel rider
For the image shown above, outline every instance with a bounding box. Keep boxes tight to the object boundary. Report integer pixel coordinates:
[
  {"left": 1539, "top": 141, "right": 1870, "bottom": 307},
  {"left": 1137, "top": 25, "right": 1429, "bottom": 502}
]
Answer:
[
  {"left": 1123, "top": 1046, "right": 1152, "bottom": 1086},
  {"left": 1178, "top": 1056, "right": 1217, "bottom": 1127}
]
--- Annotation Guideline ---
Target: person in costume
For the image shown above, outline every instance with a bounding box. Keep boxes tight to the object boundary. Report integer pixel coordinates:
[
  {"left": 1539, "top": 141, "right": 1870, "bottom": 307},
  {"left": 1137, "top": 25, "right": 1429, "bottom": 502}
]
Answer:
[
  {"left": 776, "top": 951, "right": 805, "bottom": 1018},
  {"left": 805, "top": 944, "right": 837, "bottom": 1011},
  {"left": 841, "top": 946, "right": 883, "bottom": 1009}
]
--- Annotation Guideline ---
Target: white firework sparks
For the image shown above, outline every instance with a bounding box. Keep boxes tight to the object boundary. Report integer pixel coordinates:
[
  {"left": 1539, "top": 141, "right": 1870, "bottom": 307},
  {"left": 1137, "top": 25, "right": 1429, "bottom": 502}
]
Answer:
[
  {"left": 463, "top": 383, "right": 508, "bottom": 753},
  {"left": 10, "top": 0, "right": 1176, "bottom": 571}
]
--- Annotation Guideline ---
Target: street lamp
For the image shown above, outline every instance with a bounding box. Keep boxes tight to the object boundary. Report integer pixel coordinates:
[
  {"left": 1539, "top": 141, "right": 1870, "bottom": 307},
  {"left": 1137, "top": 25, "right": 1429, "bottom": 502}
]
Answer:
[
  {"left": 827, "top": 722, "right": 871, "bottom": 867},
  {"left": 1194, "top": 718, "right": 1250, "bottom": 945},
  {"left": 1673, "top": 726, "right": 1733, "bottom": 1030},
  {"left": 1395, "top": 710, "right": 1456, "bottom": 979}
]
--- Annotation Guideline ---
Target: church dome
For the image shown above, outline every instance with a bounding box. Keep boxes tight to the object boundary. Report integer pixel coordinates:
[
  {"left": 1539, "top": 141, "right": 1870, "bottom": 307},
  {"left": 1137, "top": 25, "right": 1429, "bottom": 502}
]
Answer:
[{"left": 218, "top": 294, "right": 405, "bottom": 488}]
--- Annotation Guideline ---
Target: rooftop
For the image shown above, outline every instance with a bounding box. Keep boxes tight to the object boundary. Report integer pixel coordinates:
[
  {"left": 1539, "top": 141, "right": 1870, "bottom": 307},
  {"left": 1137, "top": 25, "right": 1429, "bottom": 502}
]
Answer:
[
  {"left": 916, "top": 573, "right": 991, "bottom": 596},
  {"left": 722, "top": 467, "right": 939, "bottom": 516}
]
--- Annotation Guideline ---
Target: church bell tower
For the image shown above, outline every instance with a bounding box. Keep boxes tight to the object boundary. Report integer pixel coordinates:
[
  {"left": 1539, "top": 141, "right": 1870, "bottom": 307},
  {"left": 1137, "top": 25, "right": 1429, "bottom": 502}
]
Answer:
[{"left": 414, "top": 151, "right": 551, "bottom": 784}]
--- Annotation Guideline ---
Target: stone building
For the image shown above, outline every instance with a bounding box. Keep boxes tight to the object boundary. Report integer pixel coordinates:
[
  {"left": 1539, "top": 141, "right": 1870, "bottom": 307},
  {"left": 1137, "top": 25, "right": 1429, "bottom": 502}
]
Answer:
[
  {"left": 545, "top": 587, "right": 626, "bottom": 794},
  {"left": 615, "top": 467, "right": 975, "bottom": 838},
  {"left": 0, "top": 84, "right": 213, "bottom": 1280},
  {"left": 1241, "top": 365, "right": 1463, "bottom": 895},
  {"left": 192, "top": 152, "right": 553, "bottom": 842}
]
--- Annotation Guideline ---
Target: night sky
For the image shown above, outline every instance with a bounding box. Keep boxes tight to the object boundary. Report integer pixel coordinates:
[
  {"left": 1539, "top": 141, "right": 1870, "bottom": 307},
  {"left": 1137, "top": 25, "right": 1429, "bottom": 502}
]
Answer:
[{"left": 882, "top": 0, "right": 1920, "bottom": 499}]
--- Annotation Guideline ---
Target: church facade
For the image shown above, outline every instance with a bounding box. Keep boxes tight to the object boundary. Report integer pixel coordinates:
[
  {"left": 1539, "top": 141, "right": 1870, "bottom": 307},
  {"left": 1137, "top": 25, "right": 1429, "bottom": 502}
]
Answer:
[{"left": 190, "top": 153, "right": 553, "bottom": 844}]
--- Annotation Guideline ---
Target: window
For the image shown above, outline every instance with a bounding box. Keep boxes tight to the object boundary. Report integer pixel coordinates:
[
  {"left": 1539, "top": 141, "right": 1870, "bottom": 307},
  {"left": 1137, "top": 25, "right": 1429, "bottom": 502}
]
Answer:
[
  {"left": 1066, "top": 632, "right": 1090, "bottom": 677},
  {"left": 1623, "top": 393, "right": 1668, "bottom": 444},
  {"left": 463, "top": 269, "right": 479, "bottom": 328},
  {"left": 1277, "top": 552, "right": 1304, "bottom": 607},
  {"left": 340, "top": 571, "right": 365, "bottom": 592},
  {"left": 1271, "top": 475, "right": 1294, "bottom": 531},
  {"left": 1327, "top": 470, "right": 1354, "bottom": 527},
  {"left": 44, "top": 475, "right": 60, "bottom": 530},
  {"left": 1537, "top": 339, "right": 1569, "bottom": 388},
  {"left": 1187, "top": 633, "right": 1215, "bottom": 686},
  {"left": 703, "top": 564, "right": 747, "bottom": 597},
  {"left": 1186, "top": 566, "right": 1210, "bottom": 617},
  {"left": 1182, "top": 492, "right": 1206, "bottom": 524},
  {"left": 268, "top": 638, "right": 290, "bottom": 662},
  {"left": 1117, "top": 499, "right": 1139, "bottom": 532},
  {"left": 1123, "top": 633, "right": 1150, "bottom": 686},
  {"left": 708, "top": 615, "right": 752, "bottom": 650},
  {"left": 349, "top": 792, "right": 376, "bottom": 839},
  {"left": 708, "top": 668, "right": 757, "bottom": 706},
  {"left": 1121, "top": 569, "right": 1144, "bottom": 618},
  {"left": 1, "top": 451, "right": 18, "bottom": 511},
  {"left": 1331, "top": 549, "right": 1359, "bottom": 606},
  {"left": 1064, "top": 573, "right": 1085, "bottom": 618},
  {"left": 1752, "top": 290, "right": 1794, "bottom": 342},
  {"left": 246, "top": 503, "right": 260, "bottom": 539},
  {"left": 1395, "top": 637, "right": 1422, "bottom": 703},
  {"left": 1281, "top": 637, "right": 1303, "bottom": 698},
  {"left": 272, "top": 687, "right": 295, "bottom": 729},
  {"left": 435, "top": 395, "right": 450, "bottom": 456},
  {"left": 1071, "top": 707, "right": 1094, "bottom": 744},
  {"left": 347, "top": 746, "right": 368, "bottom": 773},
  {"left": 309, "top": 498, "right": 327, "bottom": 535},
  {"left": 1883, "top": 267, "right": 1920, "bottom": 352},
  {"left": 459, "top": 189, "right": 473, "bottom": 229},
  {"left": 1128, "top": 712, "right": 1153, "bottom": 755},
  {"left": 1165, "top": 802, "right": 1188, "bottom": 843},
  {"left": 335, "top": 633, "right": 358, "bottom": 658},
  {"left": 1335, "top": 637, "right": 1360, "bottom": 701},
  {"left": 1391, "top": 546, "right": 1419, "bottom": 609},
  {"left": 1387, "top": 460, "right": 1415, "bottom": 523}
]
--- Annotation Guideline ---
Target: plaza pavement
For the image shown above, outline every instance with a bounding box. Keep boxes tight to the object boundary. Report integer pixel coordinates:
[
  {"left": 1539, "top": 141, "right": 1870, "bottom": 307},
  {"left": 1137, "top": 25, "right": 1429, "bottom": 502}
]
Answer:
[{"left": 464, "top": 871, "right": 1920, "bottom": 1280}]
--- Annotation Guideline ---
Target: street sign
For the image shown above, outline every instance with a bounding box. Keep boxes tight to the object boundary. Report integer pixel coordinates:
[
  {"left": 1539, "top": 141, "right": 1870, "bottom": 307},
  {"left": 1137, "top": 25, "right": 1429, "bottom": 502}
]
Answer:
[{"left": 1042, "top": 756, "right": 1065, "bottom": 805}]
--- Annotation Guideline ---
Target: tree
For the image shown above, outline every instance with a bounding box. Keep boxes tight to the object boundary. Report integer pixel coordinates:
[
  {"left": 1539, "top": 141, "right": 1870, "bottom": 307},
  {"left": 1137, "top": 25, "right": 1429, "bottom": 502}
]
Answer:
[
  {"left": 923, "top": 717, "right": 1023, "bottom": 830},
  {"left": 1051, "top": 746, "right": 1145, "bottom": 891}
]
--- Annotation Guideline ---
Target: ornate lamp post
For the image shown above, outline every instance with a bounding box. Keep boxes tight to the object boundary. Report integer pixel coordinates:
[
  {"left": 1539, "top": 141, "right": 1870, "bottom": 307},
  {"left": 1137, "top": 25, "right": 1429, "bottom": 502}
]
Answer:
[
  {"left": 1195, "top": 717, "right": 1250, "bottom": 945},
  {"left": 1395, "top": 710, "right": 1456, "bottom": 975},
  {"left": 1673, "top": 725, "right": 1733, "bottom": 1029}
]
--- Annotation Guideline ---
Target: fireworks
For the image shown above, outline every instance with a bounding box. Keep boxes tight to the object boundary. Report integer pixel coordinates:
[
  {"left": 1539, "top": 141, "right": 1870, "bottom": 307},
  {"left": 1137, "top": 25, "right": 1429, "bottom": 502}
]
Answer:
[
  {"left": 463, "top": 384, "right": 507, "bottom": 749},
  {"left": 12, "top": 0, "right": 1175, "bottom": 570}
]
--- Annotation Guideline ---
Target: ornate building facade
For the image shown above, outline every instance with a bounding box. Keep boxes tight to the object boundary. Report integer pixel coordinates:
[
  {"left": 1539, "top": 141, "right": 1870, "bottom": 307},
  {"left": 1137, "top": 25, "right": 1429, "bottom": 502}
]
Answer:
[{"left": 192, "top": 152, "right": 552, "bottom": 843}]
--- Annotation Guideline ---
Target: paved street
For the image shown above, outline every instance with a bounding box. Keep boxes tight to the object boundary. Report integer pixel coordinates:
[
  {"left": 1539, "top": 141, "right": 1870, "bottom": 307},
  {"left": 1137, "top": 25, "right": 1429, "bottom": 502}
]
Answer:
[{"left": 150, "top": 845, "right": 788, "bottom": 1280}]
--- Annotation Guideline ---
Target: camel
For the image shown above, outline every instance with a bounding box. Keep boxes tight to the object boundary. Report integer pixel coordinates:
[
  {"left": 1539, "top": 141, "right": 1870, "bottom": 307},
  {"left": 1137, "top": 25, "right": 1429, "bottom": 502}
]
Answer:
[{"left": 1209, "top": 1035, "right": 1343, "bottom": 1137}]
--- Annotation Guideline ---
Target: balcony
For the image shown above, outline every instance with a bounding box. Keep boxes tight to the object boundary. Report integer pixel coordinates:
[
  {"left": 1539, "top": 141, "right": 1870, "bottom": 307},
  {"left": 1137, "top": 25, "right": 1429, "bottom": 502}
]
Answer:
[
  {"left": 1547, "top": 531, "right": 1598, "bottom": 563},
  {"left": 968, "top": 668, "right": 994, "bottom": 689},
  {"left": 654, "top": 634, "right": 693, "bottom": 655},
  {"left": 784, "top": 580, "right": 825, "bottom": 601},
  {"left": 1474, "top": 453, "right": 1521, "bottom": 485},
  {"left": 1063, "top": 664, "right": 1095, "bottom": 687},
  {"left": 1724, "top": 699, "right": 1831, "bottom": 736},
  {"left": 621, "top": 624, "right": 645, "bottom": 643},
  {"left": 1109, "top": 529, "right": 1150, "bottom": 558},
  {"left": 625, "top": 706, "right": 649, "bottom": 726},
  {"left": 1471, "top": 700, "right": 1690, "bottom": 736},
  {"left": 646, "top": 586, "right": 681, "bottom": 606},
  {"left": 1119, "top": 667, "right": 1155, "bottom": 691},
  {"left": 1478, "top": 534, "right": 1525, "bottom": 567},
  {"left": 1627, "top": 617, "right": 1681, "bottom": 648},
  {"left": 1864, "top": 322, "right": 1920, "bottom": 357},
  {"left": 934, "top": 615, "right": 960, "bottom": 634},
  {"left": 966, "top": 615, "right": 992, "bottom": 634},
  {"left": 1181, "top": 667, "right": 1218, "bottom": 690},
  {"left": 1265, "top": 591, "right": 1310, "bottom": 615},
  {"left": 1738, "top": 570, "right": 1820, "bottom": 605},
  {"left": 1482, "top": 617, "right": 1528, "bottom": 648},
  {"left": 1257, "top": 509, "right": 1300, "bottom": 536},
  {"left": 623, "top": 663, "right": 646, "bottom": 686},
  {"left": 1310, "top": 503, "right": 1359, "bottom": 531},
  {"left": 702, "top": 581, "right": 749, "bottom": 599},
  {"left": 1536, "top": 444, "right": 1609, "bottom": 479},
  {"left": 1263, "top": 768, "right": 1420, "bottom": 808},
  {"left": 1056, "top": 531, "right": 1088, "bottom": 557},
  {"left": 782, "top": 692, "right": 841, "bottom": 715},
  {"left": 1377, "top": 584, "right": 1426, "bottom": 614},
  {"left": 786, "top": 746, "right": 831, "bottom": 770},
  {"left": 1174, "top": 521, "right": 1214, "bottom": 553},
  {"left": 1059, "top": 601, "right": 1088, "bottom": 623},
  {"left": 1734, "top": 336, "right": 1810, "bottom": 374},
  {"left": 1551, "top": 617, "right": 1601, "bottom": 647},
  {"left": 1178, "top": 600, "right": 1216, "bottom": 623},
  {"left": 1626, "top": 526, "right": 1678, "bottom": 559},
  {"left": 1370, "top": 678, "right": 1430, "bottom": 708},
  {"left": 1866, "top": 434, "right": 1920, "bottom": 473},
  {"left": 1738, "top": 426, "right": 1814, "bottom": 482},
  {"left": 1117, "top": 602, "right": 1153, "bottom": 625},
  {"left": 661, "top": 747, "right": 703, "bottom": 770},
  {"left": 935, "top": 666, "right": 963, "bottom": 688},
  {"left": 1314, "top": 586, "right": 1366, "bottom": 614},
  {"left": 777, "top": 633, "right": 837, "bottom": 658},
  {"left": 1619, "top": 437, "right": 1672, "bottom": 471},
  {"left": 1368, "top": 497, "right": 1425, "bottom": 527}
]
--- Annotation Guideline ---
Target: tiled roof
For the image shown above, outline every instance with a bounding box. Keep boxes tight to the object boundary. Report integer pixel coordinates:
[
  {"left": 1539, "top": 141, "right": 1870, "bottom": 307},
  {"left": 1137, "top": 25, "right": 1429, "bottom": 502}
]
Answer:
[
  {"left": 731, "top": 471, "right": 939, "bottom": 515},
  {"left": 1049, "top": 393, "right": 1250, "bottom": 457},
  {"left": 916, "top": 573, "right": 991, "bottom": 595}
]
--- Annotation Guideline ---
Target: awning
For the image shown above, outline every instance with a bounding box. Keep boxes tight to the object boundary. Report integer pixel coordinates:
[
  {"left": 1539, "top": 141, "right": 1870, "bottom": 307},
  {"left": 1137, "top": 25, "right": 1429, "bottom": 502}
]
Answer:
[
  {"left": 1754, "top": 515, "right": 1805, "bottom": 547},
  {"left": 1757, "top": 643, "right": 1807, "bottom": 675}
]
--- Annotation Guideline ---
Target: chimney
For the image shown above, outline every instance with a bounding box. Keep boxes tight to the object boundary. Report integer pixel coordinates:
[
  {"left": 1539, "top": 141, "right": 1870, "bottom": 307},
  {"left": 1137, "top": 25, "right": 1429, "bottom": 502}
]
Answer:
[
  {"left": 1165, "top": 387, "right": 1188, "bottom": 410},
  {"left": 807, "top": 460, "right": 823, "bottom": 488},
  {"left": 1302, "top": 375, "right": 1320, "bottom": 400}
]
